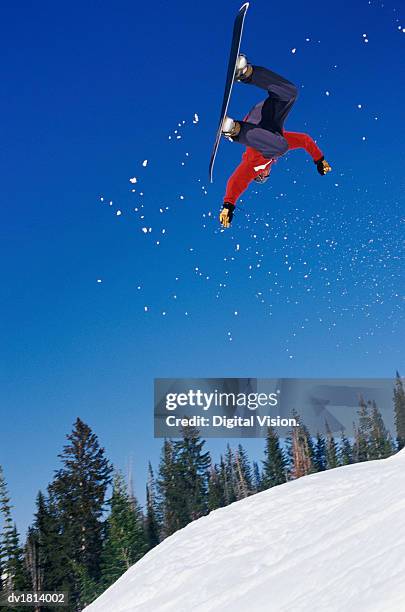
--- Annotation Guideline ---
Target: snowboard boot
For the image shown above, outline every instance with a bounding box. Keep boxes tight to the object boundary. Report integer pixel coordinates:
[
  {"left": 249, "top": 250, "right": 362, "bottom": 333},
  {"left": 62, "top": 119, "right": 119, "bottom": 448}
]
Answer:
[
  {"left": 222, "top": 116, "right": 241, "bottom": 141},
  {"left": 235, "top": 53, "right": 253, "bottom": 81}
]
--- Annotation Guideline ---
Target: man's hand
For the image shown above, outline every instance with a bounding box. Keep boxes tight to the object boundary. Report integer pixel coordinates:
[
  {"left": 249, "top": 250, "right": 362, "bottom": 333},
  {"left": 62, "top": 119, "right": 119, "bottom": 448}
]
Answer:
[
  {"left": 219, "top": 202, "right": 235, "bottom": 228},
  {"left": 315, "top": 156, "right": 332, "bottom": 176}
]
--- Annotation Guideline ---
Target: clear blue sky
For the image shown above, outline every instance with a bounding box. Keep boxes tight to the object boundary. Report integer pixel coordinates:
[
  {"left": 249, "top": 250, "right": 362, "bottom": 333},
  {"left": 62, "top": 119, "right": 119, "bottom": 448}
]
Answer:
[{"left": 1, "top": 0, "right": 404, "bottom": 534}]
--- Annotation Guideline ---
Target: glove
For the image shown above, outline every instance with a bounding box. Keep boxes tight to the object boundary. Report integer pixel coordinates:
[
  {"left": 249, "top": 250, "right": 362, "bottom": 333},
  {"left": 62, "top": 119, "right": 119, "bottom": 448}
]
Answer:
[
  {"left": 315, "top": 156, "right": 332, "bottom": 175},
  {"left": 219, "top": 202, "right": 235, "bottom": 228}
]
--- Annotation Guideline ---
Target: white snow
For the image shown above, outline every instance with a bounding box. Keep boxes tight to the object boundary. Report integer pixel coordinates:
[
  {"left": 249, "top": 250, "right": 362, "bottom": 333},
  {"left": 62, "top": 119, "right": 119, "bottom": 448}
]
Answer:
[
  {"left": 142, "top": 160, "right": 148, "bottom": 167},
  {"left": 84, "top": 451, "right": 405, "bottom": 612},
  {"left": 129, "top": 177, "right": 137, "bottom": 184}
]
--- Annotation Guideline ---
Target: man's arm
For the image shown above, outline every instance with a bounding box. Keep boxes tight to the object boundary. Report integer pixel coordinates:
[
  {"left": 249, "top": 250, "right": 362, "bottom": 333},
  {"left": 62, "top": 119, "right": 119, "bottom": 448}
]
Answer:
[
  {"left": 223, "top": 156, "right": 257, "bottom": 205},
  {"left": 284, "top": 131, "right": 323, "bottom": 161},
  {"left": 284, "top": 131, "right": 332, "bottom": 175}
]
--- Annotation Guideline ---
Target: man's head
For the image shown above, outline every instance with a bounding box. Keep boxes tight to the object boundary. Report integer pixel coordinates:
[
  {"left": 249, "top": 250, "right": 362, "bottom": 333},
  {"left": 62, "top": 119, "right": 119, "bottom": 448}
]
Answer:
[
  {"left": 254, "top": 165, "right": 272, "bottom": 184},
  {"left": 254, "top": 173, "right": 269, "bottom": 184}
]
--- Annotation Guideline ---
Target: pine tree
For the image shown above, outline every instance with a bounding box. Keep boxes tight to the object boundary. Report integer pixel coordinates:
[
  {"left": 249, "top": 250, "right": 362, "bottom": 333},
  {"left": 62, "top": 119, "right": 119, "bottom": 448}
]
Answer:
[
  {"left": 219, "top": 454, "right": 236, "bottom": 506},
  {"left": 353, "top": 398, "right": 371, "bottom": 462},
  {"left": 100, "top": 473, "right": 147, "bottom": 590},
  {"left": 325, "top": 422, "right": 339, "bottom": 469},
  {"left": 339, "top": 432, "right": 353, "bottom": 465},
  {"left": 223, "top": 446, "right": 237, "bottom": 505},
  {"left": 0, "top": 556, "right": 3, "bottom": 601},
  {"left": 157, "top": 440, "right": 183, "bottom": 537},
  {"left": 31, "top": 491, "right": 71, "bottom": 595},
  {"left": 289, "top": 419, "right": 315, "bottom": 479},
  {"left": 252, "top": 461, "right": 262, "bottom": 493},
  {"left": 7, "top": 526, "right": 28, "bottom": 591},
  {"left": 262, "top": 427, "right": 287, "bottom": 488},
  {"left": 0, "top": 465, "right": 14, "bottom": 592},
  {"left": 393, "top": 372, "right": 405, "bottom": 450},
  {"left": 0, "top": 466, "right": 28, "bottom": 595},
  {"left": 234, "top": 445, "right": 252, "bottom": 500},
  {"left": 173, "top": 425, "right": 211, "bottom": 522},
  {"left": 158, "top": 428, "right": 210, "bottom": 537},
  {"left": 313, "top": 434, "right": 327, "bottom": 472},
  {"left": 25, "top": 527, "right": 41, "bottom": 595},
  {"left": 207, "top": 463, "right": 225, "bottom": 511},
  {"left": 145, "top": 463, "right": 160, "bottom": 550},
  {"left": 369, "top": 401, "right": 395, "bottom": 460},
  {"left": 48, "top": 418, "right": 112, "bottom": 608}
]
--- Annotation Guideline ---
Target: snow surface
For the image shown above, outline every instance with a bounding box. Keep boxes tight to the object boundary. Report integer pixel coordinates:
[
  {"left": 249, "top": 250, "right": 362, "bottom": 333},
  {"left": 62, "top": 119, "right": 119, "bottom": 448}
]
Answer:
[{"left": 85, "top": 451, "right": 405, "bottom": 612}]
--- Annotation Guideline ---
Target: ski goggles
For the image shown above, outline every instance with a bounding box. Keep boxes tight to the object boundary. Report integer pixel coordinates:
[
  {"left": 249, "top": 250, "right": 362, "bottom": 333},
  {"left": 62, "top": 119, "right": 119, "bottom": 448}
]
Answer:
[{"left": 254, "top": 174, "right": 270, "bottom": 184}]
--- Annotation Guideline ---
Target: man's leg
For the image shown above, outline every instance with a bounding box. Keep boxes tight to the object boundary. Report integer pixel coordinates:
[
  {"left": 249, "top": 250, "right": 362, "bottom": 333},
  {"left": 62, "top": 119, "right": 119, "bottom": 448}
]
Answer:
[
  {"left": 229, "top": 66, "right": 298, "bottom": 157},
  {"left": 236, "top": 122, "right": 289, "bottom": 159},
  {"left": 243, "top": 65, "right": 298, "bottom": 133},
  {"left": 223, "top": 64, "right": 298, "bottom": 158}
]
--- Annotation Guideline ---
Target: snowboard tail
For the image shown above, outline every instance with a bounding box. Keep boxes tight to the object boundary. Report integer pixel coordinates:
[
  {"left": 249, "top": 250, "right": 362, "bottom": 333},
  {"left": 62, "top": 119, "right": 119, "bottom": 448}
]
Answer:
[{"left": 209, "top": 3, "right": 249, "bottom": 183}]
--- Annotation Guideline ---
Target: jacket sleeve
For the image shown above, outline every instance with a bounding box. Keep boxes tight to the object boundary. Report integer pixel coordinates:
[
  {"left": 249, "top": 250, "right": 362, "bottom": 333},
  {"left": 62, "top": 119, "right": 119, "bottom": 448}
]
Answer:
[
  {"left": 224, "top": 156, "right": 257, "bottom": 204},
  {"left": 284, "top": 131, "right": 323, "bottom": 162}
]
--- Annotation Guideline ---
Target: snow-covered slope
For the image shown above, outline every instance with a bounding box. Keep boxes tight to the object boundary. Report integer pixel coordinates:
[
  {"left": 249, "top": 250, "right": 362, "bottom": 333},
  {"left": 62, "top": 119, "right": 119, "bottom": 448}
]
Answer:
[{"left": 85, "top": 451, "right": 405, "bottom": 612}]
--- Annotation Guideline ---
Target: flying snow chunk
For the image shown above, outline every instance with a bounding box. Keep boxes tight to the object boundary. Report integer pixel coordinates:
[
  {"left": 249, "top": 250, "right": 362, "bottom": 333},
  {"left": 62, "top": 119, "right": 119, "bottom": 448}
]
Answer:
[
  {"left": 142, "top": 160, "right": 148, "bottom": 167},
  {"left": 325, "top": 91, "right": 330, "bottom": 96},
  {"left": 141, "top": 227, "right": 148, "bottom": 234},
  {"left": 129, "top": 177, "right": 137, "bottom": 184},
  {"left": 193, "top": 113, "right": 199, "bottom": 124},
  {"left": 97, "top": 279, "right": 102, "bottom": 283},
  {"left": 291, "top": 48, "right": 297, "bottom": 54},
  {"left": 144, "top": 306, "right": 148, "bottom": 312},
  {"left": 116, "top": 210, "right": 122, "bottom": 216}
]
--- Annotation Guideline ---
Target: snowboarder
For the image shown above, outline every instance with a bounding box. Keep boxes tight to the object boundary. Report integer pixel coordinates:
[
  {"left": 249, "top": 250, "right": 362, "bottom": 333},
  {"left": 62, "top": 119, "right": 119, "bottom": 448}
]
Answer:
[{"left": 219, "top": 55, "right": 332, "bottom": 228}]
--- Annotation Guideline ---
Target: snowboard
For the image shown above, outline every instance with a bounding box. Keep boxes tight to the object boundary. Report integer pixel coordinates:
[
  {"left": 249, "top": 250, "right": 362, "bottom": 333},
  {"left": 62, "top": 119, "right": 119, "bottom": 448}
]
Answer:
[{"left": 209, "top": 2, "right": 249, "bottom": 183}]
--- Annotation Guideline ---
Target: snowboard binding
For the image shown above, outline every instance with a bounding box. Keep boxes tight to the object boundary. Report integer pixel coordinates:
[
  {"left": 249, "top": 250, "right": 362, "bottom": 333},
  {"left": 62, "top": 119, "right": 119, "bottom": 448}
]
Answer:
[
  {"left": 222, "top": 116, "right": 241, "bottom": 141},
  {"left": 235, "top": 53, "right": 253, "bottom": 81}
]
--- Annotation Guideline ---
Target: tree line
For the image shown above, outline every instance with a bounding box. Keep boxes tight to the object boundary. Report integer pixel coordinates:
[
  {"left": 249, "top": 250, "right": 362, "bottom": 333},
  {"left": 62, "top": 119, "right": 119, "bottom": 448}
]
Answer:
[{"left": 1, "top": 374, "right": 404, "bottom": 611}]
